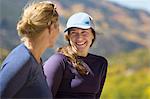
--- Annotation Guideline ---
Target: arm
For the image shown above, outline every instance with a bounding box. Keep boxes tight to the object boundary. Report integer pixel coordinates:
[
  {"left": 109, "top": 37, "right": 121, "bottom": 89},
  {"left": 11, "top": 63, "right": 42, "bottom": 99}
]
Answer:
[
  {"left": 0, "top": 59, "right": 30, "bottom": 97},
  {"left": 96, "top": 60, "right": 108, "bottom": 99},
  {"left": 43, "top": 53, "right": 66, "bottom": 97}
]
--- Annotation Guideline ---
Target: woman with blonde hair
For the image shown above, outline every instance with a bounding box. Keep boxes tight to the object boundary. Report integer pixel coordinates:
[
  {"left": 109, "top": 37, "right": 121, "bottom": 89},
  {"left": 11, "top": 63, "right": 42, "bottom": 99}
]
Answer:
[
  {"left": 44, "top": 12, "right": 108, "bottom": 99},
  {"left": 0, "top": 1, "right": 59, "bottom": 98}
]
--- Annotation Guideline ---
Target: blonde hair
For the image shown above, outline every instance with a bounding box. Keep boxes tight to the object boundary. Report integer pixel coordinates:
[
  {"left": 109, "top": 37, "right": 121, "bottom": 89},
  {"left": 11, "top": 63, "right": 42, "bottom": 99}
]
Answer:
[
  {"left": 17, "top": 1, "right": 58, "bottom": 39},
  {"left": 57, "top": 46, "right": 89, "bottom": 76}
]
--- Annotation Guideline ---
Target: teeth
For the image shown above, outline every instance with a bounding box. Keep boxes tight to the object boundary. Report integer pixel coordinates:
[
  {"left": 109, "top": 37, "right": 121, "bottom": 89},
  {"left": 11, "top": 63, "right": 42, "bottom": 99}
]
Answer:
[{"left": 77, "top": 42, "right": 85, "bottom": 45}]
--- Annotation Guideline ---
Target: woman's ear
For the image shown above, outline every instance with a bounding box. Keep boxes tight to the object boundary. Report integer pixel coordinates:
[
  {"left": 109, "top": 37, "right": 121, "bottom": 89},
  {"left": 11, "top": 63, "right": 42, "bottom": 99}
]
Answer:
[
  {"left": 47, "top": 26, "right": 51, "bottom": 34},
  {"left": 48, "top": 23, "right": 55, "bottom": 35}
]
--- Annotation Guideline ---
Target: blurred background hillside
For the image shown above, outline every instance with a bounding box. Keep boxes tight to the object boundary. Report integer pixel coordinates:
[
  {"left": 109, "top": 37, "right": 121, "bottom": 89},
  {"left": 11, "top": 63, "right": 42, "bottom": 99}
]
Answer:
[{"left": 0, "top": 0, "right": 150, "bottom": 99}]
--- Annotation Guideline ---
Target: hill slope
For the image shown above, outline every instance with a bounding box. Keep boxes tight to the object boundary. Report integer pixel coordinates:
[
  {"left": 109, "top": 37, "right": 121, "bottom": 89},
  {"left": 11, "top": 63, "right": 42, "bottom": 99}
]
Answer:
[{"left": 0, "top": 0, "right": 150, "bottom": 56}]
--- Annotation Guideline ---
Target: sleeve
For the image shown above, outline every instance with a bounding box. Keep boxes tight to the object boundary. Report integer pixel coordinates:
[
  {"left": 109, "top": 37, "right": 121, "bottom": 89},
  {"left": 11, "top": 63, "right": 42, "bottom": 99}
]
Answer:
[
  {"left": 96, "top": 59, "right": 108, "bottom": 99},
  {"left": 43, "top": 53, "right": 66, "bottom": 97},
  {"left": 0, "top": 59, "right": 30, "bottom": 97}
]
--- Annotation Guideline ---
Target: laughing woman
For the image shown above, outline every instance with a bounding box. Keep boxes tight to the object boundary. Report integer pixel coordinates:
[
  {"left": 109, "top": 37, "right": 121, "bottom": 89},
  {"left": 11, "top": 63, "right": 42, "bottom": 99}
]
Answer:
[{"left": 44, "top": 12, "right": 108, "bottom": 99}]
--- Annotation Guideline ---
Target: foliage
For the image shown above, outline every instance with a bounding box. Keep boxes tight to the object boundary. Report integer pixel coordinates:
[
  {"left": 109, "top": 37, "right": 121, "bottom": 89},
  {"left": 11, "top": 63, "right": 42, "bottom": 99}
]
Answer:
[
  {"left": 101, "top": 48, "right": 150, "bottom": 99},
  {"left": 0, "top": 48, "right": 9, "bottom": 65}
]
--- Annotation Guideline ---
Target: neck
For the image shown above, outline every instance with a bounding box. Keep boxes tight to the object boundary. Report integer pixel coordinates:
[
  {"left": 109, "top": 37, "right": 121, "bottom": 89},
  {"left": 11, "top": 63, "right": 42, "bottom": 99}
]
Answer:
[
  {"left": 24, "top": 38, "right": 46, "bottom": 63},
  {"left": 77, "top": 51, "right": 88, "bottom": 57},
  {"left": 71, "top": 46, "right": 88, "bottom": 57}
]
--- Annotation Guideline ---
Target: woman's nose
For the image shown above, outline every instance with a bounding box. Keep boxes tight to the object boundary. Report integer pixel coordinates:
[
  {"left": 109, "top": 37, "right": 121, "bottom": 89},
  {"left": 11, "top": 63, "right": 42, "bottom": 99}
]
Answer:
[{"left": 76, "top": 34, "right": 84, "bottom": 40}]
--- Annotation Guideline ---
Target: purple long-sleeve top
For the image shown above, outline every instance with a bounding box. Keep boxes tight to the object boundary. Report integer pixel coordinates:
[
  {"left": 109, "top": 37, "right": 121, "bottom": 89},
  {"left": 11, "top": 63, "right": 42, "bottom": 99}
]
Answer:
[{"left": 44, "top": 53, "right": 108, "bottom": 99}]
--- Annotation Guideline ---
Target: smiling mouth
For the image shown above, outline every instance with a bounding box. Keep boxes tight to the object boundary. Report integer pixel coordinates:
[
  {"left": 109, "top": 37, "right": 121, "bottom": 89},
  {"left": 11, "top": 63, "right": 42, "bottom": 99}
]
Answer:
[{"left": 76, "top": 42, "right": 87, "bottom": 48}]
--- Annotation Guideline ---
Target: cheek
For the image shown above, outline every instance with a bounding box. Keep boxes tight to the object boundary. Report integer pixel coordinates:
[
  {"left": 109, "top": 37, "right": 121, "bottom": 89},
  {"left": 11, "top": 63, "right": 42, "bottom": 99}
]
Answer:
[
  {"left": 89, "top": 35, "right": 94, "bottom": 43},
  {"left": 48, "top": 33, "right": 55, "bottom": 43},
  {"left": 89, "top": 38, "right": 93, "bottom": 45},
  {"left": 69, "top": 38, "right": 76, "bottom": 45},
  {"left": 51, "top": 30, "right": 58, "bottom": 38},
  {"left": 54, "top": 32, "right": 59, "bottom": 40}
]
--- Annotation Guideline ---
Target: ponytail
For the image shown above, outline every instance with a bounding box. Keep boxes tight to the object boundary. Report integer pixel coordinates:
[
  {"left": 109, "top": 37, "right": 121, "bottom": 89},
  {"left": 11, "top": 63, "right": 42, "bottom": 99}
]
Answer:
[{"left": 57, "top": 45, "right": 89, "bottom": 76}]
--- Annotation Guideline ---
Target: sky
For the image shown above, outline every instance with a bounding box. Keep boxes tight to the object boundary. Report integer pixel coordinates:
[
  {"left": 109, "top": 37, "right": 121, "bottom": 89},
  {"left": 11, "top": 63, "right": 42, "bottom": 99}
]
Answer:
[{"left": 108, "top": 0, "right": 150, "bottom": 13}]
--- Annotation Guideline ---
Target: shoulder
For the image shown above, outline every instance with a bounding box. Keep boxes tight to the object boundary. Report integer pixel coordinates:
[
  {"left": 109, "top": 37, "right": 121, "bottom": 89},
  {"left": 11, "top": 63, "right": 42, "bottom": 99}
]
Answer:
[
  {"left": 1, "top": 44, "right": 32, "bottom": 70},
  {"left": 46, "top": 52, "right": 67, "bottom": 62},
  {"left": 44, "top": 53, "right": 68, "bottom": 67},
  {"left": 88, "top": 53, "right": 108, "bottom": 66},
  {"left": 44, "top": 53, "right": 68, "bottom": 71}
]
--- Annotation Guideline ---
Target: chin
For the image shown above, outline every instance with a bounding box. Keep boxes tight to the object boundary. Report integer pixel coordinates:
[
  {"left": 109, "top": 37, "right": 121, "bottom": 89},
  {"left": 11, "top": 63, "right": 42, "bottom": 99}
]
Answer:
[{"left": 77, "top": 47, "right": 89, "bottom": 51}]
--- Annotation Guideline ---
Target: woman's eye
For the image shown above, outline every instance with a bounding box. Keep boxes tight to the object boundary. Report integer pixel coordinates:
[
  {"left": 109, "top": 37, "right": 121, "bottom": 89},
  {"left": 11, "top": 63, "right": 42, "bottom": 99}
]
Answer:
[
  {"left": 70, "top": 31, "right": 89, "bottom": 37},
  {"left": 70, "top": 32, "right": 77, "bottom": 36},
  {"left": 82, "top": 32, "right": 89, "bottom": 36}
]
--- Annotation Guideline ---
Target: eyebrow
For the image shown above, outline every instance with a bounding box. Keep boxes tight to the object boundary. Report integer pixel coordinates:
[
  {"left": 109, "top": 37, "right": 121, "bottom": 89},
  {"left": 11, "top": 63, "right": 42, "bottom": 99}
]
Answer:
[
  {"left": 71, "top": 30, "right": 89, "bottom": 33},
  {"left": 70, "top": 28, "right": 89, "bottom": 31}
]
